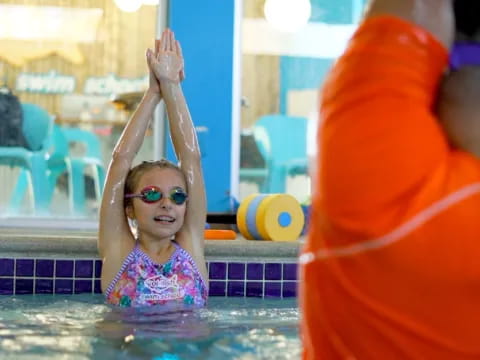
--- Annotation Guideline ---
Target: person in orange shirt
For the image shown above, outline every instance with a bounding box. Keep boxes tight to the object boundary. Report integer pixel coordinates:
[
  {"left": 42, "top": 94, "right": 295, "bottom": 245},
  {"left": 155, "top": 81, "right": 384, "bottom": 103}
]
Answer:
[{"left": 300, "top": 0, "right": 480, "bottom": 359}]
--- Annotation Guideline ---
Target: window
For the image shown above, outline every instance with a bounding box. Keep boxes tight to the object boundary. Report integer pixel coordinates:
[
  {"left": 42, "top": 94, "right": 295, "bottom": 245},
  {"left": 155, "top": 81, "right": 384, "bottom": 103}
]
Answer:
[{"left": 0, "top": 1, "right": 157, "bottom": 222}]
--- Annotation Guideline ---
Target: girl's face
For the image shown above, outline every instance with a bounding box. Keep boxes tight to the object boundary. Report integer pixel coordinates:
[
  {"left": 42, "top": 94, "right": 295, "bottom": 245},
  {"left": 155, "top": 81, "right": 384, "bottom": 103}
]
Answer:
[{"left": 127, "top": 167, "right": 187, "bottom": 241}]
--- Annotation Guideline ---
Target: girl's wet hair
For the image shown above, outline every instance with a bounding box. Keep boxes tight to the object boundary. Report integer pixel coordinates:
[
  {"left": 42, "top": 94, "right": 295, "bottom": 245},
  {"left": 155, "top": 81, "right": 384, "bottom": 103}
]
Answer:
[{"left": 124, "top": 159, "right": 185, "bottom": 208}]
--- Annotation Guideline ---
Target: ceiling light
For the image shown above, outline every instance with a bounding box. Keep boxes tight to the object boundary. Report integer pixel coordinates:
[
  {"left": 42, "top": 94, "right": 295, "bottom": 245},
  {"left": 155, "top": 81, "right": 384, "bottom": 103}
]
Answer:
[
  {"left": 264, "top": 0, "right": 311, "bottom": 33},
  {"left": 114, "top": 0, "right": 142, "bottom": 13}
]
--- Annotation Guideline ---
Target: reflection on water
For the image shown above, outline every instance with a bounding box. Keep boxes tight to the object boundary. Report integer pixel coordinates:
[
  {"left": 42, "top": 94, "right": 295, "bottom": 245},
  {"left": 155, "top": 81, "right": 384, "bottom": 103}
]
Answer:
[
  {"left": 0, "top": 295, "right": 300, "bottom": 360},
  {"left": 97, "top": 304, "right": 212, "bottom": 340}
]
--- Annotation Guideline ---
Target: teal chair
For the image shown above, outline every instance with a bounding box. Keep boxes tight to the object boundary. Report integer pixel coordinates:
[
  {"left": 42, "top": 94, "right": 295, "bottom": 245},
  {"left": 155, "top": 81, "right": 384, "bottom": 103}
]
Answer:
[
  {"left": 4, "top": 103, "right": 53, "bottom": 215},
  {"left": 251, "top": 115, "right": 309, "bottom": 193},
  {"left": 59, "top": 127, "right": 105, "bottom": 215},
  {"left": 239, "top": 129, "right": 270, "bottom": 192},
  {"left": 11, "top": 124, "right": 105, "bottom": 216}
]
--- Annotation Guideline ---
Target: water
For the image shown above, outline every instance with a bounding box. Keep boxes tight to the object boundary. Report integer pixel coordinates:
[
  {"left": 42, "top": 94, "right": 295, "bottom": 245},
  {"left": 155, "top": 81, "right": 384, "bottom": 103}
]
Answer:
[{"left": 0, "top": 295, "right": 300, "bottom": 360}]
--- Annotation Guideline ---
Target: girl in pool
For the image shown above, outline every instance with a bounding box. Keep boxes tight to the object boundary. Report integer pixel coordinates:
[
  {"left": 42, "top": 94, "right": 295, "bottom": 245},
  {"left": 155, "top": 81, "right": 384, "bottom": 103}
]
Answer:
[{"left": 98, "top": 29, "right": 208, "bottom": 307}]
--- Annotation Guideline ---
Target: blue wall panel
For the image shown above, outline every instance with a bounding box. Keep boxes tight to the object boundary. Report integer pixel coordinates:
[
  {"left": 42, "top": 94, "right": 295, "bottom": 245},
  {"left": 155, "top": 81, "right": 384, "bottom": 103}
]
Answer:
[
  {"left": 310, "top": 0, "right": 353, "bottom": 23},
  {"left": 311, "top": 0, "right": 365, "bottom": 23},
  {"left": 168, "top": 1, "right": 235, "bottom": 212}
]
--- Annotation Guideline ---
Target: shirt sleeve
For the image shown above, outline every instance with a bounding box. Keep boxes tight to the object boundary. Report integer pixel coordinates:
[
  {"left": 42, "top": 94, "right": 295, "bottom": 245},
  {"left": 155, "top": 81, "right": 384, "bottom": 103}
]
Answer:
[{"left": 316, "top": 15, "right": 450, "bottom": 236}]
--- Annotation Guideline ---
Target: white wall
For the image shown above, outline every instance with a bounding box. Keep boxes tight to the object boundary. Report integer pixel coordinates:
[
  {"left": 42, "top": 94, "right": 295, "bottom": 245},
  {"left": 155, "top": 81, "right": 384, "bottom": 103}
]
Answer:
[{"left": 242, "top": 18, "right": 356, "bottom": 58}]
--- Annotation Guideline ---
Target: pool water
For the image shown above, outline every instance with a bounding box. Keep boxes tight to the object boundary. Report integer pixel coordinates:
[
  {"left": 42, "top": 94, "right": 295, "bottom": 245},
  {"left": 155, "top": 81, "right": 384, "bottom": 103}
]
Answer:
[{"left": 0, "top": 295, "right": 300, "bottom": 359}]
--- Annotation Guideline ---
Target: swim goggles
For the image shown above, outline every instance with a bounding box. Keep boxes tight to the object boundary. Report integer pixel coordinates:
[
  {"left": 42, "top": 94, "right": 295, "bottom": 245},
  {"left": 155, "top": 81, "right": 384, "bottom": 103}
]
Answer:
[{"left": 125, "top": 186, "right": 188, "bottom": 205}]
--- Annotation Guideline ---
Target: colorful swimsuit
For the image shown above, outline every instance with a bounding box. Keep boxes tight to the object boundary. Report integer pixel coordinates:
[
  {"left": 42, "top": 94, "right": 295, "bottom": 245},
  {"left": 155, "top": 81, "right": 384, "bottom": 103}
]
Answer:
[{"left": 105, "top": 242, "right": 208, "bottom": 307}]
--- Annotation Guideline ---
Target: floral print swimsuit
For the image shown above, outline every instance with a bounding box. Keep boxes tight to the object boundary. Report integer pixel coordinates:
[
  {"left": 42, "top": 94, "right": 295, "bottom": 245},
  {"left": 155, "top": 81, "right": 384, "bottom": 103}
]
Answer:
[{"left": 105, "top": 242, "right": 207, "bottom": 307}]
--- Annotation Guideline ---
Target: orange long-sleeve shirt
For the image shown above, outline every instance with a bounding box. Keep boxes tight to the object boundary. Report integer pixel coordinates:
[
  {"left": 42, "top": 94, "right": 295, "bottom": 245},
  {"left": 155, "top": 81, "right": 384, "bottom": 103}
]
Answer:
[{"left": 300, "top": 15, "right": 480, "bottom": 360}]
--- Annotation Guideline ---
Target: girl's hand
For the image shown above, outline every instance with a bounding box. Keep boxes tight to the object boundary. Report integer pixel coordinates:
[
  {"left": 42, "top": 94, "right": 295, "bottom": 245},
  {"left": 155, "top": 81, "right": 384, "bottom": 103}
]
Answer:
[
  {"left": 146, "top": 39, "right": 162, "bottom": 96},
  {"left": 150, "top": 29, "right": 185, "bottom": 84}
]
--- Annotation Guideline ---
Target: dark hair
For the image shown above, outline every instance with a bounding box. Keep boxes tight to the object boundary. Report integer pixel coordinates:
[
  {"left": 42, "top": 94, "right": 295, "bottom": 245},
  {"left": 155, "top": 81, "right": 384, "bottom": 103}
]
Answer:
[
  {"left": 454, "top": 1, "right": 480, "bottom": 38},
  {"left": 124, "top": 159, "right": 186, "bottom": 208}
]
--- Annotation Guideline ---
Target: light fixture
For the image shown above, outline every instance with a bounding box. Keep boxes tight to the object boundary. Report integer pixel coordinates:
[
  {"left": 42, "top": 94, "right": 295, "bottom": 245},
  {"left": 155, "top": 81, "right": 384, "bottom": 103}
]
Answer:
[
  {"left": 264, "top": 0, "right": 312, "bottom": 33},
  {"left": 114, "top": 0, "right": 142, "bottom": 13},
  {"left": 0, "top": 5, "right": 103, "bottom": 42}
]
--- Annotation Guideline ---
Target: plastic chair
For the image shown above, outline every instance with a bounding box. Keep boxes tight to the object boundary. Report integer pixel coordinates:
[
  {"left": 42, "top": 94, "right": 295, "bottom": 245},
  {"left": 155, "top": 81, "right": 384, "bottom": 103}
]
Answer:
[
  {"left": 252, "top": 115, "right": 309, "bottom": 193},
  {"left": 60, "top": 127, "right": 105, "bottom": 215},
  {"left": 3, "top": 103, "right": 53, "bottom": 215},
  {"left": 12, "top": 125, "right": 105, "bottom": 216},
  {"left": 239, "top": 129, "right": 269, "bottom": 192}
]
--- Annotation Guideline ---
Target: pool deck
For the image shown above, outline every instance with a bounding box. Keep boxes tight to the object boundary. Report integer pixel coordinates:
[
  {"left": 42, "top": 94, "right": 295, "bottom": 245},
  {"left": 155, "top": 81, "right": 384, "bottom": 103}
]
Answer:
[{"left": 0, "top": 225, "right": 303, "bottom": 261}]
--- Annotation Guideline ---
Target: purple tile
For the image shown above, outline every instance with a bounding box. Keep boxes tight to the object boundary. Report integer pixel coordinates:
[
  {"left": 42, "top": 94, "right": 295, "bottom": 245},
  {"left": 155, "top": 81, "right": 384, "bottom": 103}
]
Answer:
[
  {"left": 36, "top": 260, "right": 54, "bottom": 277},
  {"left": 283, "top": 263, "right": 297, "bottom": 281},
  {"left": 227, "top": 281, "right": 245, "bottom": 297},
  {"left": 95, "top": 260, "right": 102, "bottom": 278},
  {"left": 75, "top": 280, "right": 92, "bottom": 294},
  {"left": 55, "top": 279, "right": 73, "bottom": 294},
  {"left": 209, "top": 281, "right": 226, "bottom": 296},
  {"left": 35, "top": 279, "right": 53, "bottom": 294},
  {"left": 247, "top": 263, "right": 264, "bottom": 280},
  {"left": 94, "top": 280, "right": 102, "bottom": 294},
  {"left": 209, "top": 262, "right": 226, "bottom": 280},
  {"left": 228, "top": 263, "right": 245, "bottom": 280},
  {"left": 246, "top": 282, "right": 263, "bottom": 297},
  {"left": 265, "top": 263, "right": 282, "bottom": 280},
  {"left": 16, "top": 259, "right": 34, "bottom": 277},
  {"left": 75, "top": 260, "right": 93, "bottom": 278},
  {"left": 56, "top": 260, "right": 74, "bottom": 277},
  {"left": 0, "top": 259, "right": 14, "bottom": 276},
  {"left": 282, "top": 282, "right": 297, "bottom": 298},
  {"left": 265, "top": 282, "right": 282, "bottom": 298},
  {"left": 15, "top": 279, "right": 33, "bottom": 294},
  {"left": 0, "top": 278, "right": 14, "bottom": 295}
]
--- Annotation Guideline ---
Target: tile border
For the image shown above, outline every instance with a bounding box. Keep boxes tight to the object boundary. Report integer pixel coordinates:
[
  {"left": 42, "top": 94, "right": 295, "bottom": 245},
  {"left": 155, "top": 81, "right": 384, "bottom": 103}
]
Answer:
[
  {"left": 0, "top": 257, "right": 298, "bottom": 298},
  {"left": 0, "top": 230, "right": 302, "bottom": 298}
]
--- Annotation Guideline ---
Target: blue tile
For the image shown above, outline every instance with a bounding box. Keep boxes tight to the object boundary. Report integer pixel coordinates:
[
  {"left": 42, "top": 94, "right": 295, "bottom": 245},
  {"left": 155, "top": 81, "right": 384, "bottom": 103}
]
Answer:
[
  {"left": 16, "top": 259, "right": 34, "bottom": 277},
  {"left": 35, "top": 279, "right": 53, "bottom": 294},
  {"left": 95, "top": 260, "right": 102, "bottom": 278},
  {"left": 264, "top": 282, "right": 282, "bottom": 298},
  {"left": 247, "top": 263, "right": 264, "bottom": 280},
  {"left": 246, "top": 282, "right": 263, "bottom": 297},
  {"left": 94, "top": 280, "right": 102, "bottom": 294},
  {"left": 16, "top": 279, "right": 33, "bottom": 294},
  {"left": 0, "top": 259, "right": 14, "bottom": 276},
  {"left": 75, "top": 280, "right": 92, "bottom": 294},
  {"left": 282, "top": 282, "right": 297, "bottom": 298},
  {"left": 228, "top": 263, "right": 245, "bottom": 280},
  {"left": 36, "top": 259, "right": 54, "bottom": 277},
  {"left": 283, "top": 263, "right": 297, "bottom": 281},
  {"left": 75, "top": 260, "right": 93, "bottom": 278},
  {"left": 0, "top": 278, "right": 14, "bottom": 295},
  {"left": 227, "top": 281, "right": 245, "bottom": 297},
  {"left": 265, "top": 263, "right": 282, "bottom": 280},
  {"left": 55, "top": 279, "right": 73, "bottom": 294},
  {"left": 209, "top": 262, "right": 226, "bottom": 280},
  {"left": 56, "top": 260, "right": 74, "bottom": 278},
  {"left": 209, "top": 281, "right": 226, "bottom": 296}
]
